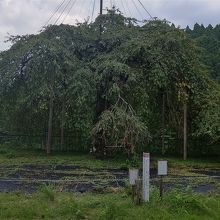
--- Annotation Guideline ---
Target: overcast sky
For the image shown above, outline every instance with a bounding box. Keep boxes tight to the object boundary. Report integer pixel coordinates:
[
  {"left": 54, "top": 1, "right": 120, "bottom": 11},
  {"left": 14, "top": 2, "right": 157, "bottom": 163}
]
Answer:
[{"left": 0, "top": 0, "right": 220, "bottom": 51}]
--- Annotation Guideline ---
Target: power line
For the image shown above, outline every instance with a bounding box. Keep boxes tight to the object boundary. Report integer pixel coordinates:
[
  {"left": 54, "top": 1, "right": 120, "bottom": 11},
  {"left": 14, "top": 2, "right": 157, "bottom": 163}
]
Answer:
[
  {"left": 137, "top": 0, "right": 153, "bottom": 19},
  {"left": 43, "top": 0, "right": 67, "bottom": 27},
  {"left": 110, "top": 0, "right": 113, "bottom": 8},
  {"left": 119, "top": 0, "right": 128, "bottom": 17},
  {"left": 53, "top": 0, "right": 73, "bottom": 25},
  {"left": 125, "top": 0, "right": 134, "bottom": 18},
  {"left": 61, "top": 0, "right": 78, "bottom": 24},
  {"left": 42, "top": 0, "right": 154, "bottom": 27},
  {"left": 112, "top": 0, "right": 117, "bottom": 9},
  {"left": 112, "top": 0, "right": 116, "bottom": 7},
  {"left": 131, "top": 0, "right": 144, "bottom": 21},
  {"left": 77, "top": 0, "right": 88, "bottom": 22},
  {"left": 87, "top": 0, "right": 94, "bottom": 22},
  {"left": 91, "top": 0, "right": 96, "bottom": 22}
]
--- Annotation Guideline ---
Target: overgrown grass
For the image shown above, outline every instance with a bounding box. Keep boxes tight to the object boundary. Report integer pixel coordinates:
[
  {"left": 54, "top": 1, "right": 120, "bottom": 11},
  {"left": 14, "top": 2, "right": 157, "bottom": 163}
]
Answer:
[
  {"left": 0, "top": 145, "right": 220, "bottom": 219},
  {"left": 0, "top": 144, "right": 127, "bottom": 169},
  {"left": 163, "top": 156, "right": 220, "bottom": 169},
  {"left": 1, "top": 144, "right": 220, "bottom": 170},
  {"left": 0, "top": 188, "right": 219, "bottom": 219}
]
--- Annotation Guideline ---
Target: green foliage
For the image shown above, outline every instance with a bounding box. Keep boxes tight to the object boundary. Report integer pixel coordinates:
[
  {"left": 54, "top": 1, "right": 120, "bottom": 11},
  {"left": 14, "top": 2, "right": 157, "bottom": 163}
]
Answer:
[
  {"left": 0, "top": 190, "right": 219, "bottom": 220},
  {"left": 92, "top": 102, "right": 149, "bottom": 156},
  {"left": 58, "top": 200, "right": 86, "bottom": 219},
  {"left": 39, "top": 184, "right": 56, "bottom": 201},
  {"left": 99, "top": 202, "right": 127, "bottom": 220},
  {"left": 187, "top": 23, "right": 220, "bottom": 82},
  {"left": 126, "top": 153, "right": 140, "bottom": 168},
  {"left": 194, "top": 81, "right": 220, "bottom": 142},
  {"left": 165, "top": 188, "right": 210, "bottom": 214},
  {"left": 0, "top": 11, "right": 220, "bottom": 156}
]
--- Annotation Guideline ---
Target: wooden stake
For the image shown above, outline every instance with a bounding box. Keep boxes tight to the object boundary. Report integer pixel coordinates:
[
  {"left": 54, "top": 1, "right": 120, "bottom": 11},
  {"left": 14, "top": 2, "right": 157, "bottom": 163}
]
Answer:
[
  {"left": 135, "top": 179, "right": 142, "bottom": 205},
  {"left": 160, "top": 175, "right": 163, "bottom": 200},
  {"left": 183, "top": 102, "right": 187, "bottom": 160}
]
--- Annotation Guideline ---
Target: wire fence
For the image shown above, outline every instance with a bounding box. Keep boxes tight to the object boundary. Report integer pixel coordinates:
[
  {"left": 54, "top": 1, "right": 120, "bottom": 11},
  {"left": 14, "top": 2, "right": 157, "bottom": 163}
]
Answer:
[{"left": 0, "top": 132, "right": 89, "bottom": 152}]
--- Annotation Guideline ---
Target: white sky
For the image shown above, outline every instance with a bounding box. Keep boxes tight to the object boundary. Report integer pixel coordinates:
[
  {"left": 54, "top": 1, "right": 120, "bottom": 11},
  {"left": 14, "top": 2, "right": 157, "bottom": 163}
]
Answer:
[{"left": 0, "top": 0, "right": 220, "bottom": 51}]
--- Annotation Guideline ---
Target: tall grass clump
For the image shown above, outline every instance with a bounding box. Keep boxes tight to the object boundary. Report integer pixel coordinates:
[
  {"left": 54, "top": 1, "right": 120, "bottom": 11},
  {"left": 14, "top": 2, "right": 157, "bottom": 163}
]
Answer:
[{"left": 39, "top": 184, "right": 56, "bottom": 201}]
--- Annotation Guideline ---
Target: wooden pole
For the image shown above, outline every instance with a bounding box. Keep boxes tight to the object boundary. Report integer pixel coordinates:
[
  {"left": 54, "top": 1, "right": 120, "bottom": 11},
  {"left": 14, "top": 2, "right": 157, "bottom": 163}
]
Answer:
[
  {"left": 161, "top": 91, "right": 165, "bottom": 155},
  {"left": 47, "top": 90, "right": 54, "bottom": 155},
  {"left": 60, "top": 100, "right": 65, "bottom": 151},
  {"left": 159, "top": 175, "right": 163, "bottom": 200},
  {"left": 135, "top": 179, "right": 142, "bottom": 205},
  {"left": 183, "top": 102, "right": 187, "bottom": 160},
  {"left": 158, "top": 160, "right": 167, "bottom": 200}
]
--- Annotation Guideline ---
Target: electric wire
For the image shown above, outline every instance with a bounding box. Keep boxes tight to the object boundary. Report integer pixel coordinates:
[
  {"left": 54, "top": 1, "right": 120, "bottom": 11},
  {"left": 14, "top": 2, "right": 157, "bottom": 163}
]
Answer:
[
  {"left": 124, "top": 0, "right": 133, "bottom": 18},
  {"left": 114, "top": 0, "right": 118, "bottom": 9},
  {"left": 77, "top": 0, "right": 88, "bottom": 22},
  {"left": 112, "top": 0, "right": 115, "bottom": 7},
  {"left": 53, "top": 0, "right": 72, "bottom": 25},
  {"left": 131, "top": 0, "right": 144, "bottom": 20},
  {"left": 42, "top": 0, "right": 154, "bottom": 27},
  {"left": 61, "top": 0, "right": 78, "bottom": 24},
  {"left": 110, "top": 0, "right": 113, "bottom": 8},
  {"left": 137, "top": 0, "right": 153, "bottom": 19},
  {"left": 87, "top": 0, "right": 94, "bottom": 22},
  {"left": 91, "top": 0, "right": 96, "bottom": 22},
  {"left": 119, "top": 0, "right": 128, "bottom": 17},
  {"left": 43, "top": 0, "right": 67, "bottom": 27}
]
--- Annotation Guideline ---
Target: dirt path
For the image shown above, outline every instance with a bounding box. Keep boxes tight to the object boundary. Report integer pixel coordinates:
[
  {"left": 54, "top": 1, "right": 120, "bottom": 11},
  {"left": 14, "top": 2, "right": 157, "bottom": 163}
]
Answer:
[{"left": 0, "top": 164, "right": 219, "bottom": 194}]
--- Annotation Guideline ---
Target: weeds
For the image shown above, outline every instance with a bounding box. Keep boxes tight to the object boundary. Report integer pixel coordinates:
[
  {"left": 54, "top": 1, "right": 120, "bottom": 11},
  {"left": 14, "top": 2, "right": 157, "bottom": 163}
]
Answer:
[
  {"left": 99, "top": 202, "right": 127, "bottom": 220},
  {"left": 0, "top": 189, "right": 219, "bottom": 219},
  {"left": 39, "top": 184, "right": 56, "bottom": 201}
]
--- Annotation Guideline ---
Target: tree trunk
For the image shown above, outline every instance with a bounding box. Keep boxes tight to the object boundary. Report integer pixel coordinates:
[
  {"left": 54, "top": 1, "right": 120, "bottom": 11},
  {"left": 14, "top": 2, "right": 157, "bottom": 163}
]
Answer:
[
  {"left": 95, "top": 89, "right": 110, "bottom": 157},
  {"left": 60, "top": 100, "right": 65, "bottom": 151},
  {"left": 161, "top": 91, "right": 165, "bottom": 155},
  {"left": 183, "top": 102, "right": 187, "bottom": 160},
  {"left": 47, "top": 90, "right": 54, "bottom": 155}
]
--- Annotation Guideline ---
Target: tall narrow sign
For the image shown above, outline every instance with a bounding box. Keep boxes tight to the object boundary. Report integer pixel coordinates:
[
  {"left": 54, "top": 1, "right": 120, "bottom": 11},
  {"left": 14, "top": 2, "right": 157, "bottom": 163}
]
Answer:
[{"left": 142, "top": 152, "right": 150, "bottom": 202}]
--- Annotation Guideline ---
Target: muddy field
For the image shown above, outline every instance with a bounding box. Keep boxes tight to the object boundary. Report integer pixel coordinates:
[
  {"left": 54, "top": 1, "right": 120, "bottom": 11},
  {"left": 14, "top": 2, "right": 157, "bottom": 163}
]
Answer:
[{"left": 0, "top": 164, "right": 219, "bottom": 194}]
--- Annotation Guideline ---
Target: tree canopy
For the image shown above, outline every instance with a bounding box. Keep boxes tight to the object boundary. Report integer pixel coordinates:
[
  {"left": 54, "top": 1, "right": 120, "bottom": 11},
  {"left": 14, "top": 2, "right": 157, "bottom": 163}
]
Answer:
[{"left": 0, "top": 10, "right": 220, "bottom": 158}]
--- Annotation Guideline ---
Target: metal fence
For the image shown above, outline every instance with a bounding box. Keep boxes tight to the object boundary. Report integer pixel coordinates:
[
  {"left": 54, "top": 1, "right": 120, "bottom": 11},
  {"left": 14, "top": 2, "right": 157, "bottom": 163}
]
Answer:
[{"left": 0, "top": 132, "right": 90, "bottom": 152}]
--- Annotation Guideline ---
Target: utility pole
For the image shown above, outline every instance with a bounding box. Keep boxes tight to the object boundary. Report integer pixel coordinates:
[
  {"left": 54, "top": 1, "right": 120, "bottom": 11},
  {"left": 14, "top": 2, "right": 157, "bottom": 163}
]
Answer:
[
  {"left": 100, "top": 0, "right": 103, "bottom": 15},
  {"left": 99, "top": 0, "right": 103, "bottom": 35}
]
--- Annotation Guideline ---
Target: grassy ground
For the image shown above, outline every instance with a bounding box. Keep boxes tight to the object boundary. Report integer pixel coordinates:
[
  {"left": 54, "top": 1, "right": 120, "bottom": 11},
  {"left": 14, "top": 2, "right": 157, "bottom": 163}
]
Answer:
[
  {"left": 1, "top": 144, "right": 220, "bottom": 170},
  {"left": 0, "top": 186, "right": 220, "bottom": 220},
  {"left": 0, "top": 145, "right": 126, "bottom": 169},
  {"left": 0, "top": 145, "right": 220, "bottom": 219}
]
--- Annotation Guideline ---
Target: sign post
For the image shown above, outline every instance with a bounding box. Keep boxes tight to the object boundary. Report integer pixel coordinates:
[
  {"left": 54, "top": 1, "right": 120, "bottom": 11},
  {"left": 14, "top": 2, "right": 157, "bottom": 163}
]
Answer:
[
  {"left": 129, "top": 169, "right": 139, "bottom": 186},
  {"left": 129, "top": 168, "right": 139, "bottom": 202},
  {"left": 142, "top": 153, "right": 150, "bottom": 202},
  {"left": 158, "top": 160, "right": 168, "bottom": 200}
]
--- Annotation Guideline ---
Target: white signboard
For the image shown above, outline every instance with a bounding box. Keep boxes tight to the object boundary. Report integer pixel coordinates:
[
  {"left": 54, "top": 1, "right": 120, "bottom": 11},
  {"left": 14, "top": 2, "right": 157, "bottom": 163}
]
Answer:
[
  {"left": 158, "top": 160, "right": 167, "bottom": 176},
  {"left": 129, "top": 169, "right": 139, "bottom": 185},
  {"left": 142, "top": 153, "right": 150, "bottom": 202}
]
